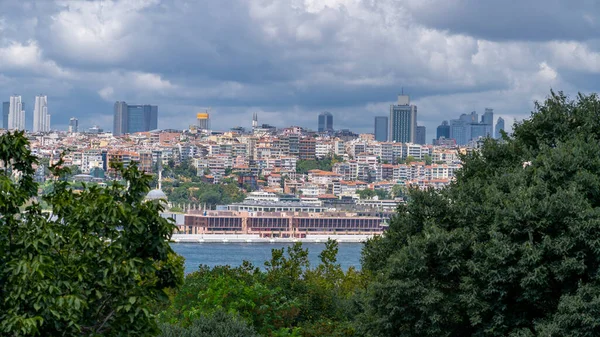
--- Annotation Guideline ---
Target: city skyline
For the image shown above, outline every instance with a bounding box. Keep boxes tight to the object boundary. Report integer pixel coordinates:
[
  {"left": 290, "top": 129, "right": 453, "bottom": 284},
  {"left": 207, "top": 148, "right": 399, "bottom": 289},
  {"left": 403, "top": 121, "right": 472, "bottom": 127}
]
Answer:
[{"left": 0, "top": 1, "right": 596, "bottom": 140}]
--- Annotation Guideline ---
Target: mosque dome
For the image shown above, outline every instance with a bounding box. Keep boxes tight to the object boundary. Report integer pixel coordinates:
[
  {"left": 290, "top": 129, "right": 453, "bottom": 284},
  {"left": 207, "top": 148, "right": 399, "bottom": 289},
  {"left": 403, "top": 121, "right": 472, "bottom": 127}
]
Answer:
[{"left": 145, "top": 188, "right": 167, "bottom": 201}]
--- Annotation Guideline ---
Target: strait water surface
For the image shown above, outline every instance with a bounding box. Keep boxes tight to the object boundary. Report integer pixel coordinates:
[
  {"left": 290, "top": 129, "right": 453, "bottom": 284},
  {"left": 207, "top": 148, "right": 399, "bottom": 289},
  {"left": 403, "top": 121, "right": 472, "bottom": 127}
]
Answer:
[{"left": 171, "top": 242, "right": 364, "bottom": 274}]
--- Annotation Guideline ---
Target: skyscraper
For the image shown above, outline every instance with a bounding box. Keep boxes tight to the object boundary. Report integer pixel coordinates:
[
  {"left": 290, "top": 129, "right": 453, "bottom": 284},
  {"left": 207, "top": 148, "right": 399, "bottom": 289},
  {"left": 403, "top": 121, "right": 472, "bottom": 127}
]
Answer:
[
  {"left": 374, "top": 116, "right": 388, "bottom": 142},
  {"left": 318, "top": 111, "right": 333, "bottom": 132},
  {"left": 481, "top": 108, "right": 494, "bottom": 137},
  {"left": 2, "top": 102, "right": 8, "bottom": 129},
  {"left": 33, "top": 95, "right": 50, "bottom": 132},
  {"left": 389, "top": 95, "right": 417, "bottom": 143},
  {"left": 436, "top": 120, "right": 450, "bottom": 139},
  {"left": 197, "top": 111, "right": 209, "bottom": 130},
  {"left": 113, "top": 101, "right": 128, "bottom": 136},
  {"left": 416, "top": 125, "right": 426, "bottom": 145},
  {"left": 69, "top": 117, "right": 79, "bottom": 133},
  {"left": 495, "top": 117, "right": 505, "bottom": 139},
  {"left": 113, "top": 101, "right": 158, "bottom": 136},
  {"left": 8, "top": 95, "right": 25, "bottom": 130}
]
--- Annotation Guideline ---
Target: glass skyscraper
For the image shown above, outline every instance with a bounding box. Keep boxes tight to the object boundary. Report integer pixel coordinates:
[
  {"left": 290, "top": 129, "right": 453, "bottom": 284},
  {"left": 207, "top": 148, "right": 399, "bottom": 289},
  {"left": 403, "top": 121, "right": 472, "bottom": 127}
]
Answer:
[
  {"left": 113, "top": 101, "right": 158, "bottom": 136},
  {"left": 374, "top": 116, "right": 388, "bottom": 142},
  {"left": 495, "top": 117, "right": 505, "bottom": 139},
  {"left": 318, "top": 111, "right": 333, "bottom": 132},
  {"left": 2, "top": 101, "right": 8, "bottom": 129},
  {"left": 436, "top": 121, "right": 450, "bottom": 140}
]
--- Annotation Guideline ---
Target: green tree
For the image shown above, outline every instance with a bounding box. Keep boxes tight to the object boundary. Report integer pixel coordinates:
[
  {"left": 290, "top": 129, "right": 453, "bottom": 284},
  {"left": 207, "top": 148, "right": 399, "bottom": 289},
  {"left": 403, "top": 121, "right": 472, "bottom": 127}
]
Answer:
[
  {"left": 0, "top": 131, "right": 184, "bottom": 336},
  {"left": 360, "top": 92, "right": 600, "bottom": 336},
  {"left": 424, "top": 154, "right": 432, "bottom": 165},
  {"left": 356, "top": 189, "right": 376, "bottom": 199}
]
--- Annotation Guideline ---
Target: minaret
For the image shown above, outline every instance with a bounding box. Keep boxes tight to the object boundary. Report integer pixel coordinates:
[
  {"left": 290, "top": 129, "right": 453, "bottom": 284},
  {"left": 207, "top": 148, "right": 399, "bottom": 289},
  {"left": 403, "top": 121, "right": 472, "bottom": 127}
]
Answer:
[{"left": 157, "top": 160, "right": 162, "bottom": 190}]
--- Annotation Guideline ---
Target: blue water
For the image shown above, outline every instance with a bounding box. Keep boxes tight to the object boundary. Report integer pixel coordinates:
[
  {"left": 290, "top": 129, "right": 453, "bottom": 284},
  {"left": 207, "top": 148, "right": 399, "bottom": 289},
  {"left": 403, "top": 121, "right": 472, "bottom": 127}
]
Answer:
[{"left": 171, "top": 242, "right": 364, "bottom": 274}]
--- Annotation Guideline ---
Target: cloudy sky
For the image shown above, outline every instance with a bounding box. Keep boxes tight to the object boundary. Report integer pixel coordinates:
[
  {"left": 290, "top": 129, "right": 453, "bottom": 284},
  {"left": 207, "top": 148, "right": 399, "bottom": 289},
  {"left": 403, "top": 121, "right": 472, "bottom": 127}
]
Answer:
[{"left": 0, "top": 0, "right": 598, "bottom": 140}]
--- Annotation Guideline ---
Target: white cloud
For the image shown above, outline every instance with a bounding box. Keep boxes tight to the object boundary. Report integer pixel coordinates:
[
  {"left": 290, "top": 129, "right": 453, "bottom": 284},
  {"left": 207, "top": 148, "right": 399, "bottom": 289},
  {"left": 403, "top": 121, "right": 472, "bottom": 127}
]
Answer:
[{"left": 98, "top": 86, "right": 114, "bottom": 101}]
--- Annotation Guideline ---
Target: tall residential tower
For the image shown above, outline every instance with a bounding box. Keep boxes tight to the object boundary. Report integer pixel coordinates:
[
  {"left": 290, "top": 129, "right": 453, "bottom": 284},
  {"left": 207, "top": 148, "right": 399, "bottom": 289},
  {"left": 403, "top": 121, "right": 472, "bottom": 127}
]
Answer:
[
  {"left": 33, "top": 95, "right": 50, "bottom": 132},
  {"left": 8, "top": 95, "right": 25, "bottom": 131}
]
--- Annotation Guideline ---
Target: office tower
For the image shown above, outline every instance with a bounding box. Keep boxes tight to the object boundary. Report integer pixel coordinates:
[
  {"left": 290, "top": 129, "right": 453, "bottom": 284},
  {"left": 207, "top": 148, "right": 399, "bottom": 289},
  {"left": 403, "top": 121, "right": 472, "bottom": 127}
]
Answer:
[
  {"left": 8, "top": 95, "right": 25, "bottom": 130},
  {"left": 416, "top": 125, "right": 426, "bottom": 145},
  {"left": 113, "top": 101, "right": 158, "bottom": 136},
  {"left": 69, "top": 117, "right": 79, "bottom": 133},
  {"left": 318, "top": 111, "right": 333, "bottom": 132},
  {"left": 2, "top": 102, "right": 8, "bottom": 129},
  {"left": 197, "top": 111, "right": 209, "bottom": 130},
  {"left": 252, "top": 112, "right": 258, "bottom": 130},
  {"left": 450, "top": 119, "right": 468, "bottom": 145},
  {"left": 436, "top": 120, "right": 450, "bottom": 139},
  {"left": 389, "top": 95, "right": 417, "bottom": 143},
  {"left": 495, "top": 117, "right": 505, "bottom": 139},
  {"left": 33, "top": 95, "right": 50, "bottom": 132},
  {"left": 113, "top": 101, "right": 128, "bottom": 136},
  {"left": 374, "top": 116, "right": 388, "bottom": 142},
  {"left": 481, "top": 108, "right": 494, "bottom": 137}
]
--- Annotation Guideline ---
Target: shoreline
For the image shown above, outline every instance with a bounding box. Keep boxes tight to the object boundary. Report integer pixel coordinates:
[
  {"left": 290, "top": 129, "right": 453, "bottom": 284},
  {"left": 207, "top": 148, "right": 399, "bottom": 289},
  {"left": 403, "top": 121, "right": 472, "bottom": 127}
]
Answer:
[{"left": 171, "top": 234, "right": 376, "bottom": 243}]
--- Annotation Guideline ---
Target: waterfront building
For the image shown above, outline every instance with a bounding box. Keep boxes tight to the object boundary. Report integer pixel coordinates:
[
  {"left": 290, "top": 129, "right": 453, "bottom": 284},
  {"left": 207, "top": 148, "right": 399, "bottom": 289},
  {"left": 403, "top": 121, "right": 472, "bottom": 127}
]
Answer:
[
  {"left": 318, "top": 111, "right": 333, "bottom": 133},
  {"left": 389, "top": 95, "right": 417, "bottom": 143},
  {"left": 374, "top": 116, "right": 388, "bottom": 142},
  {"left": 182, "top": 210, "right": 385, "bottom": 236}
]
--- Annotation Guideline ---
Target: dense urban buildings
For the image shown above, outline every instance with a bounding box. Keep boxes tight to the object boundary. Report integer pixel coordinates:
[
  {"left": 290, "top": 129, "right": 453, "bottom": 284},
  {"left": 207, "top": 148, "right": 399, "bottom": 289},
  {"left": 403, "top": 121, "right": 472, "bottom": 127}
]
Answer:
[
  {"left": 318, "top": 111, "right": 333, "bottom": 133},
  {"left": 113, "top": 101, "right": 158, "bottom": 136},
  {"left": 374, "top": 116, "right": 388, "bottom": 142},
  {"left": 445, "top": 109, "right": 494, "bottom": 145},
  {"left": 416, "top": 125, "right": 426, "bottom": 145},
  {"left": 8, "top": 95, "right": 25, "bottom": 131},
  {"left": 2, "top": 102, "right": 8, "bottom": 129},
  {"left": 495, "top": 117, "right": 505, "bottom": 139},
  {"left": 33, "top": 95, "right": 50, "bottom": 132},
  {"left": 389, "top": 95, "right": 417, "bottom": 143},
  {"left": 69, "top": 118, "right": 79, "bottom": 133}
]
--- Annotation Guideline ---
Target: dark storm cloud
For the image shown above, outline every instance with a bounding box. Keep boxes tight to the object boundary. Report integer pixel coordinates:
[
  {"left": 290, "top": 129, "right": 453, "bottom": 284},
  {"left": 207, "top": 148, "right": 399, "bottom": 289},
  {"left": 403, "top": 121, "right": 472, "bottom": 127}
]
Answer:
[{"left": 404, "top": 0, "right": 600, "bottom": 42}]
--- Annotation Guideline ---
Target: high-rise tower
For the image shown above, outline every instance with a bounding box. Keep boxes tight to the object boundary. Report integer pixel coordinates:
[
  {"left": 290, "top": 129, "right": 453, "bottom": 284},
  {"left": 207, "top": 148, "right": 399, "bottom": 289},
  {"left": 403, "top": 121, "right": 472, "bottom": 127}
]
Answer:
[
  {"left": 8, "top": 95, "right": 25, "bottom": 130},
  {"left": 33, "top": 95, "right": 50, "bottom": 132},
  {"left": 318, "top": 111, "right": 333, "bottom": 133},
  {"left": 69, "top": 117, "right": 79, "bottom": 133},
  {"left": 374, "top": 116, "right": 388, "bottom": 142},
  {"left": 113, "top": 101, "right": 158, "bottom": 136},
  {"left": 495, "top": 117, "right": 505, "bottom": 139},
  {"left": 197, "top": 111, "right": 210, "bottom": 131},
  {"left": 389, "top": 95, "right": 417, "bottom": 143},
  {"left": 2, "top": 102, "right": 8, "bottom": 129}
]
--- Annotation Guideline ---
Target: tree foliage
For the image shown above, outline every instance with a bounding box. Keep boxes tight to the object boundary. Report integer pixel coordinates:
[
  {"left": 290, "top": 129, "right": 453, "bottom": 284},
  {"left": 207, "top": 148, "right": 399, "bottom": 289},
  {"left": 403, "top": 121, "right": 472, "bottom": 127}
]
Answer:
[
  {"left": 360, "top": 92, "right": 600, "bottom": 336},
  {"left": 160, "top": 240, "right": 367, "bottom": 336},
  {"left": 0, "top": 131, "right": 184, "bottom": 336}
]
